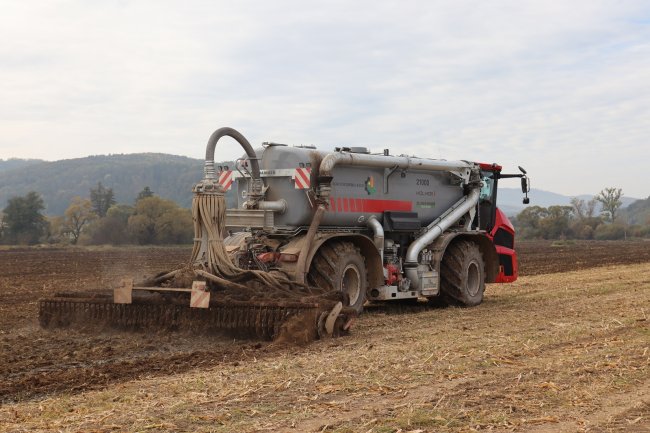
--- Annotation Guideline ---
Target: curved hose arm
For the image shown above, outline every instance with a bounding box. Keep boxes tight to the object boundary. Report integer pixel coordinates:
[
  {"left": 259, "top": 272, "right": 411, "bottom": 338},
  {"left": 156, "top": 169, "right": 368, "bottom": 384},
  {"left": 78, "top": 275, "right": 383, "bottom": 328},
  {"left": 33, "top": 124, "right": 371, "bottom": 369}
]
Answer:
[{"left": 204, "top": 127, "right": 261, "bottom": 181}]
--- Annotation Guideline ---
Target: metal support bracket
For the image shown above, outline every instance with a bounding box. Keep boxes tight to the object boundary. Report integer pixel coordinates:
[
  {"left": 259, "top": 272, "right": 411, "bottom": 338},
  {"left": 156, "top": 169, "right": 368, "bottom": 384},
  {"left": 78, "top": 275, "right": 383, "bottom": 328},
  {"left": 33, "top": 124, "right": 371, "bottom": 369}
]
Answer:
[
  {"left": 113, "top": 278, "right": 210, "bottom": 309},
  {"left": 325, "top": 301, "right": 343, "bottom": 336},
  {"left": 383, "top": 165, "right": 399, "bottom": 194}
]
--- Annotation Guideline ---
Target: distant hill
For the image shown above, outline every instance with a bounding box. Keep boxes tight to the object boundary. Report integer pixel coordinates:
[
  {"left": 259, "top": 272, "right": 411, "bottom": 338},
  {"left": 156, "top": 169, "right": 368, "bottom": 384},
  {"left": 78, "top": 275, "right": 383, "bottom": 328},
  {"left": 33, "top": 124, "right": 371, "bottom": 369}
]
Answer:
[
  {"left": 0, "top": 158, "right": 44, "bottom": 172},
  {"left": 0, "top": 154, "right": 204, "bottom": 215},
  {"left": 498, "top": 188, "right": 640, "bottom": 216}
]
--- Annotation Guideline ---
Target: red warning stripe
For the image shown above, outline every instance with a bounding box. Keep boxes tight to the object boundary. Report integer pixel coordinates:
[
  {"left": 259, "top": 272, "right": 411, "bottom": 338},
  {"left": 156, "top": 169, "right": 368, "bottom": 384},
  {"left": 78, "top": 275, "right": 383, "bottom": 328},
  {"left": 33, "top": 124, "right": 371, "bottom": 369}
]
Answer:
[
  {"left": 190, "top": 281, "right": 210, "bottom": 308},
  {"left": 329, "top": 198, "right": 412, "bottom": 213},
  {"left": 218, "top": 170, "right": 234, "bottom": 190},
  {"left": 294, "top": 167, "right": 311, "bottom": 189},
  {"left": 190, "top": 290, "right": 210, "bottom": 308}
]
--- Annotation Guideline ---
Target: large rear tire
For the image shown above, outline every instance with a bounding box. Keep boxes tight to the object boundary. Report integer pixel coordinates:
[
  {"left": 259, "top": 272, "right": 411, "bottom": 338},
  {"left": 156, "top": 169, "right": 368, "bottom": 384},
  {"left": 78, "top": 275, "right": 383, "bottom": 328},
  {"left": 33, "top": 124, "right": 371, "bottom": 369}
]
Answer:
[
  {"left": 439, "top": 240, "right": 485, "bottom": 307},
  {"left": 308, "top": 241, "right": 368, "bottom": 313}
]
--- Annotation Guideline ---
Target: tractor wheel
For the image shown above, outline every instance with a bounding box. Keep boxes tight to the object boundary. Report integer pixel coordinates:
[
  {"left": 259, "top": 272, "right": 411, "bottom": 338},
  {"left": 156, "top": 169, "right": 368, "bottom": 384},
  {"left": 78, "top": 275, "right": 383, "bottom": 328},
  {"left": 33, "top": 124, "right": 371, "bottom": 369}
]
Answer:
[
  {"left": 439, "top": 240, "right": 485, "bottom": 307},
  {"left": 308, "top": 241, "right": 368, "bottom": 313}
]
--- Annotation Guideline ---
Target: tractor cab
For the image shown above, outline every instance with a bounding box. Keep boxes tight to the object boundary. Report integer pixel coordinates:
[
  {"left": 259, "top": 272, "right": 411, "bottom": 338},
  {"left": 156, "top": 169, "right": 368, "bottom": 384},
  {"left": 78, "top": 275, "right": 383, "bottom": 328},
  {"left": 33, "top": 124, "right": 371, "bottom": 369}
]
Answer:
[{"left": 476, "top": 163, "right": 530, "bottom": 283}]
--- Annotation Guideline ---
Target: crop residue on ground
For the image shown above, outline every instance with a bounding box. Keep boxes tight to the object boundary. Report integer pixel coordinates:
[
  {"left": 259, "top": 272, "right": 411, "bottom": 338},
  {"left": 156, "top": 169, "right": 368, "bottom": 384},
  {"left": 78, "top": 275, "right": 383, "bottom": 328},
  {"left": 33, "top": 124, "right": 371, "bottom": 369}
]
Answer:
[{"left": 0, "top": 241, "right": 648, "bottom": 432}]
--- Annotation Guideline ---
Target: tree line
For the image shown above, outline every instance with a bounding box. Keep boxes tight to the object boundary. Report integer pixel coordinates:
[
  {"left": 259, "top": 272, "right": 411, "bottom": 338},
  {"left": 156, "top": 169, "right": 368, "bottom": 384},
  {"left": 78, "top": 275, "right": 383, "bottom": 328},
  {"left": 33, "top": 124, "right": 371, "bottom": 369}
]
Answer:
[
  {"left": 0, "top": 183, "right": 192, "bottom": 245},
  {"left": 1, "top": 183, "right": 648, "bottom": 245},
  {"left": 513, "top": 187, "right": 650, "bottom": 240}
]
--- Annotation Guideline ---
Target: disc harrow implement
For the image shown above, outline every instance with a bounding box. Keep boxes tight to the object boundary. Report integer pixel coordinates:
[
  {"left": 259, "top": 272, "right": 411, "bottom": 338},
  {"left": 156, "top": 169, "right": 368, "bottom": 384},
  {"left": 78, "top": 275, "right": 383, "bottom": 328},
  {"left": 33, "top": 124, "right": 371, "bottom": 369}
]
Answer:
[{"left": 38, "top": 293, "right": 339, "bottom": 340}]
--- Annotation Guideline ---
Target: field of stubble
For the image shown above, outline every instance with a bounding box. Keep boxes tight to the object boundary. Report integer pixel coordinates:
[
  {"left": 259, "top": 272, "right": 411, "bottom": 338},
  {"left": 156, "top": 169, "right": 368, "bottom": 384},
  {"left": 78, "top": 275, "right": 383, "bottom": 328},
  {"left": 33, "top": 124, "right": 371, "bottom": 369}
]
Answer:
[{"left": 0, "top": 240, "right": 648, "bottom": 432}]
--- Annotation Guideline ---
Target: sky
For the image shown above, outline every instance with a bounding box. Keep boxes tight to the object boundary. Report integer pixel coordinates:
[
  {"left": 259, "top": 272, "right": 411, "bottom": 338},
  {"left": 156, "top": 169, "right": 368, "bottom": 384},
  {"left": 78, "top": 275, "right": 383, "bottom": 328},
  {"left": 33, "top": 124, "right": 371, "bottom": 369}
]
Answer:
[{"left": 1, "top": 1, "right": 649, "bottom": 198}]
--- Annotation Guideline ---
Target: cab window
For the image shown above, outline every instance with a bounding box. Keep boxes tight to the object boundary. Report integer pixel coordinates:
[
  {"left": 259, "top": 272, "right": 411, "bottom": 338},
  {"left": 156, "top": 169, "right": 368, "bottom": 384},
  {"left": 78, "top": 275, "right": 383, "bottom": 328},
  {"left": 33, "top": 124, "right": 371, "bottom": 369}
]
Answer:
[{"left": 480, "top": 175, "right": 494, "bottom": 201}]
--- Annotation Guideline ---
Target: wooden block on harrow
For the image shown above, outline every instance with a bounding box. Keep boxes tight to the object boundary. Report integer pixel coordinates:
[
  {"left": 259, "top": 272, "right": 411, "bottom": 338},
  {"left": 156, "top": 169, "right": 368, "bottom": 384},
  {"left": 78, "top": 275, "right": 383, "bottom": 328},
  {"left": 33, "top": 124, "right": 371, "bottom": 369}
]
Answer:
[{"left": 114, "top": 278, "right": 133, "bottom": 304}]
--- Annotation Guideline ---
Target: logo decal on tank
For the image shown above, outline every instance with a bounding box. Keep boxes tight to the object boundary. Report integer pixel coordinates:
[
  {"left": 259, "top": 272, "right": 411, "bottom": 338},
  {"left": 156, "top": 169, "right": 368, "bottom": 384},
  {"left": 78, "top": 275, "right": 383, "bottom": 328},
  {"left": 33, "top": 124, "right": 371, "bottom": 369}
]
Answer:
[{"left": 365, "top": 176, "right": 376, "bottom": 195}]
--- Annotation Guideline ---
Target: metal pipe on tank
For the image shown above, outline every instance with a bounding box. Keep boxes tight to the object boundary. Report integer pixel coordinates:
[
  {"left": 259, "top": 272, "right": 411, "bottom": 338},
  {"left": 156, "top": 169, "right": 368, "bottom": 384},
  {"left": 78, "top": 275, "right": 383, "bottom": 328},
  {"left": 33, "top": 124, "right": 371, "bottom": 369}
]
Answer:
[
  {"left": 366, "top": 216, "right": 384, "bottom": 262},
  {"left": 258, "top": 199, "right": 288, "bottom": 214},
  {"left": 404, "top": 188, "right": 481, "bottom": 289},
  {"left": 319, "top": 151, "right": 473, "bottom": 179}
]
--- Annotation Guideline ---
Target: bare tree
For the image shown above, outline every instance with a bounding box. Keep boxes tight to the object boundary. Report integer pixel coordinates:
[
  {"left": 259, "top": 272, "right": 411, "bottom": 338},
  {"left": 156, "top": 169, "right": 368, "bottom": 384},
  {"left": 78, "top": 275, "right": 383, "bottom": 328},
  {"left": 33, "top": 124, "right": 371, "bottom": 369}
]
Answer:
[
  {"left": 571, "top": 197, "right": 599, "bottom": 219},
  {"left": 585, "top": 199, "right": 597, "bottom": 218},
  {"left": 595, "top": 187, "right": 623, "bottom": 222},
  {"left": 570, "top": 197, "right": 586, "bottom": 219}
]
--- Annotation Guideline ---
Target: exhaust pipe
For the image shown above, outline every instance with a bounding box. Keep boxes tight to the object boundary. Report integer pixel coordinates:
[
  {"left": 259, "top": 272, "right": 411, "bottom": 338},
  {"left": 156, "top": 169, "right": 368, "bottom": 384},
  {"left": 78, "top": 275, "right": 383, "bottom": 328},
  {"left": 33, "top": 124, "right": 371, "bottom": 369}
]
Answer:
[{"left": 404, "top": 187, "right": 480, "bottom": 289}]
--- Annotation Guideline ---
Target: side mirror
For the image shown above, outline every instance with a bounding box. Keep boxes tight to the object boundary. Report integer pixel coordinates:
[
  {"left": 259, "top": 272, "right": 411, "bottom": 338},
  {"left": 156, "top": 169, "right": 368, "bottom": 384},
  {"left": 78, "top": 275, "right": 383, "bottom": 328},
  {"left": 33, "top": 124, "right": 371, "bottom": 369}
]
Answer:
[{"left": 521, "top": 176, "right": 530, "bottom": 204}]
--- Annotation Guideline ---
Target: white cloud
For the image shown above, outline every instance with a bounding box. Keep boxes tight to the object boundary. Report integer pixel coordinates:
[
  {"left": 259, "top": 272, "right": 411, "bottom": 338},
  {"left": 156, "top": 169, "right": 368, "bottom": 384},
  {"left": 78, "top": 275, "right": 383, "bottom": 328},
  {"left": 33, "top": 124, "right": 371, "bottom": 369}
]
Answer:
[{"left": 0, "top": 0, "right": 649, "bottom": 197}]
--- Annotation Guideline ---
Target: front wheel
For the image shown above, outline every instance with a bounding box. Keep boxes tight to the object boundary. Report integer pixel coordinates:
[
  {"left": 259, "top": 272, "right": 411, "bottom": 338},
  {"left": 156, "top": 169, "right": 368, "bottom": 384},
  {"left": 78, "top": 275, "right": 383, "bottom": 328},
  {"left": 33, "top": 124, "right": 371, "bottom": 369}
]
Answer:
[
  {"left": 308, "top": 241, "right": 368, "bottom": 313},
  {"left": 439, "top": 240, "right": 485, "bottom": 307}
]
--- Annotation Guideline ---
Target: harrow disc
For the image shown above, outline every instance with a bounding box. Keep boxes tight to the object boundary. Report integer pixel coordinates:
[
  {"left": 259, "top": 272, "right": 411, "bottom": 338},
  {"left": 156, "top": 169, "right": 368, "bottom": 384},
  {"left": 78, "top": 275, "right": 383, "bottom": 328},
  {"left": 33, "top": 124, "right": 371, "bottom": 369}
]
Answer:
[{"left": 38, "top": 295, "right": 323, "bottom": 340}]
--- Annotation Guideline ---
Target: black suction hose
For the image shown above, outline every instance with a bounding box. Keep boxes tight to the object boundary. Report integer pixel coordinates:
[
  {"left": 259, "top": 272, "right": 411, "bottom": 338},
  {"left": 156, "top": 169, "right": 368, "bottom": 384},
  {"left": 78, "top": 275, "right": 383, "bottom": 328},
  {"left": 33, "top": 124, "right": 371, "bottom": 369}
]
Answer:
[{"left": 204, "top": 127, "right": 260, "bottom": 180}]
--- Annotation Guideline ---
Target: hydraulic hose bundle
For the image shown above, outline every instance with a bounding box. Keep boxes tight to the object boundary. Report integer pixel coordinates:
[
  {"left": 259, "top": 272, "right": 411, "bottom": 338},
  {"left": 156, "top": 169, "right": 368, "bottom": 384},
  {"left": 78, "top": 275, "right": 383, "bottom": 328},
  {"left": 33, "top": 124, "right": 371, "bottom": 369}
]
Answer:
[
  {"left": 189, "top": 177, "right": 315, "bottom": 297},
  {"left": 189, "top": 127, "right": 324, "bottom": 298}
]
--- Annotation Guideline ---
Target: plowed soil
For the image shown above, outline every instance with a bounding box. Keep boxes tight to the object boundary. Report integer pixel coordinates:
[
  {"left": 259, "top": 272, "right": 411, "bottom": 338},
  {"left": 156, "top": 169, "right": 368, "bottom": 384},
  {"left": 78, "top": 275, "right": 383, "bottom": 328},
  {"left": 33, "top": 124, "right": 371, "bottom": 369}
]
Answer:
[
  {"left": 516, "top": 240, "right": 650, "bottom": 276},
  {"left": 1, "top": 240, "right": 649, "bottom": 432}
]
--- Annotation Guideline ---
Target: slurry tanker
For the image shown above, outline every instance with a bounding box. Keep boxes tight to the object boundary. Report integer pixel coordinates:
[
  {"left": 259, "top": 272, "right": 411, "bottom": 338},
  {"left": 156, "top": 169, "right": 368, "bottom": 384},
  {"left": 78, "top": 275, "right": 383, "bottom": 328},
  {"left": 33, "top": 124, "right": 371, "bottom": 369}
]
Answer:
[{"left": 39, "top": 127, "right": 530, "bottom": 339}]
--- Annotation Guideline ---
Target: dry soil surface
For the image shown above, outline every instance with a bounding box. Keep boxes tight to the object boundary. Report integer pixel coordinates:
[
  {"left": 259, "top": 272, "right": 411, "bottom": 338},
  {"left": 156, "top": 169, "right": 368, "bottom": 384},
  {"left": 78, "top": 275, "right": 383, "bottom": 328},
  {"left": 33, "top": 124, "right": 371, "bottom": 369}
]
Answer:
[{"left": 0, "top": 240, "right": 648, "bottom": 432}]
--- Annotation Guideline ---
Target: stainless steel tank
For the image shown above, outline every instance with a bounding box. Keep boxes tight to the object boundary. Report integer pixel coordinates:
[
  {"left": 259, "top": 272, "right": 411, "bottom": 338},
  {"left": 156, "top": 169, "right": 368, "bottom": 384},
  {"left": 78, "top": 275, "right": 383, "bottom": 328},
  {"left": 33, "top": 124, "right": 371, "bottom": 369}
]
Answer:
[{"left": 231, "top": 145, "right": 468, "bottom": 230}]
